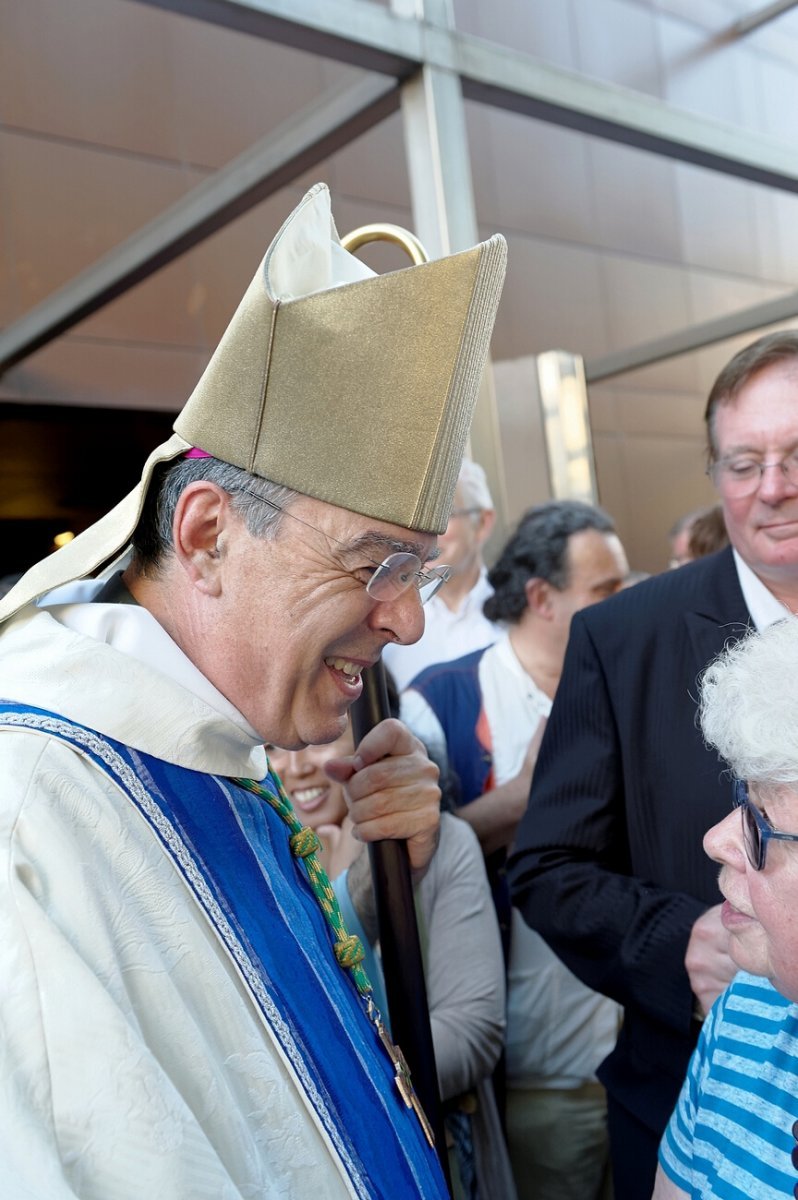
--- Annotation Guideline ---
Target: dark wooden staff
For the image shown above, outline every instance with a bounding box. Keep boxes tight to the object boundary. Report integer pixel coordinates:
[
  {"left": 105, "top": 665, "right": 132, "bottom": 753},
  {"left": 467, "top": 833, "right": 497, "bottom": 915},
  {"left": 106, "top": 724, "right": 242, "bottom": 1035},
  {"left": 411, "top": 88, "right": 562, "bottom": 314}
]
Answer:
[
  {"left": 342, "top": 221, "right": 450, "bottom": 1192},
  {"left": 350, "top": 662, "right": 451, "bottom": 1192}
]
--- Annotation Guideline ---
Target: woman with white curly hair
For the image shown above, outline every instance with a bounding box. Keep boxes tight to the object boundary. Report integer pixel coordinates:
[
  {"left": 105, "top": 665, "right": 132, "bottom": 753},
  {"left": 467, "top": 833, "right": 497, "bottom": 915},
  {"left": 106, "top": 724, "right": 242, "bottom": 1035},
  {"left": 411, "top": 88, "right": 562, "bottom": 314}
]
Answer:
[{"left": 655, "top": 616, "right": 798, "bottom": 1200}]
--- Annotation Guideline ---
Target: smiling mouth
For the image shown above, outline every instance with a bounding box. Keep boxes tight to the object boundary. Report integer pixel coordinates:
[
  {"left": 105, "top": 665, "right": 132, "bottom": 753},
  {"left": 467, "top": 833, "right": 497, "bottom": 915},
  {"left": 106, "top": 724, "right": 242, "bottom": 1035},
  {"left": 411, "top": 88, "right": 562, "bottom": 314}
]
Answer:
[
  {"left": 325, "top": 657, "right": 363, "bottom": 684},
  {"left": 293, "top": 785, "right": 328, "bottom": 811}
]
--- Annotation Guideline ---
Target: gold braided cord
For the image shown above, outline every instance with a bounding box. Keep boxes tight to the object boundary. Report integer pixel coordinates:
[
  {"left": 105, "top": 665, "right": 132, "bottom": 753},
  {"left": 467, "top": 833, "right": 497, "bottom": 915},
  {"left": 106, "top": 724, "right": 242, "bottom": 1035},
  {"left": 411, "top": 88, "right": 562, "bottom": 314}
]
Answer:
[{"left": 235, "top": 774, "right": 373, "bottom": 996}]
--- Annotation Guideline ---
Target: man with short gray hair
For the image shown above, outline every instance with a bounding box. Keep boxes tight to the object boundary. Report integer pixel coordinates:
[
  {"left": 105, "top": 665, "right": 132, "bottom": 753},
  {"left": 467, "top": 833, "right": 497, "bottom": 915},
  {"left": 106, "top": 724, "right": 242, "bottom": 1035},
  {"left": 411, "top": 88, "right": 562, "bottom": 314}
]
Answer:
[{"left": 384, "top": 456, "right": 499, "bottom": 689}]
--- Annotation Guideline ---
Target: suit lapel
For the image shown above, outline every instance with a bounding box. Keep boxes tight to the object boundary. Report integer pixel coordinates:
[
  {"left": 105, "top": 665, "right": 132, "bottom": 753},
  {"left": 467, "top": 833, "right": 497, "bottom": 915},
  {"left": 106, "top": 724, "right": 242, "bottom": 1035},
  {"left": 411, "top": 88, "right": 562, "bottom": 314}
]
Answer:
[{"left": 682, "top": 548, "right": 752, "bottom": 677}]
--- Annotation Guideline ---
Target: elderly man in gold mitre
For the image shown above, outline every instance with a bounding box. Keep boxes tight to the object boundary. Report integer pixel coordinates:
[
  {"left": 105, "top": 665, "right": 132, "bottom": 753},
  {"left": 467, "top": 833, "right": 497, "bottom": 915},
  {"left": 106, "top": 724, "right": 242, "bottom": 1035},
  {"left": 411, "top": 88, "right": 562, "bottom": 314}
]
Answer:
[{"left": 0, "top": 183, "right": 506, "bottom": 1199}]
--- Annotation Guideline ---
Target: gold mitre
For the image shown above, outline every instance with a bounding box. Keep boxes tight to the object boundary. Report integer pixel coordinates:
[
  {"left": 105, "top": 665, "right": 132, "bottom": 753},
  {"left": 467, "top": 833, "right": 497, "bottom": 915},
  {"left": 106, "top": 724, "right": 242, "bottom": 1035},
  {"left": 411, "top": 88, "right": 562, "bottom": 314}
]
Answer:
[
  {"left": 0, "top": 183, "right": 506, "bottom": 623},
  {"left": 175, "top": 182, "right": 506, "bottom": 529}
]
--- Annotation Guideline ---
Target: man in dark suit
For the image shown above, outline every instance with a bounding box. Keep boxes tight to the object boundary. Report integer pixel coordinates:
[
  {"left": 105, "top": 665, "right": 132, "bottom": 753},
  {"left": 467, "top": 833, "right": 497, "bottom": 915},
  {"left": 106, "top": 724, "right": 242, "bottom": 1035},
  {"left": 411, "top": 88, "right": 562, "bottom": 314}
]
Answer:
[{"left": 508, "top": 330, "right": 798, "bottom": 1200}]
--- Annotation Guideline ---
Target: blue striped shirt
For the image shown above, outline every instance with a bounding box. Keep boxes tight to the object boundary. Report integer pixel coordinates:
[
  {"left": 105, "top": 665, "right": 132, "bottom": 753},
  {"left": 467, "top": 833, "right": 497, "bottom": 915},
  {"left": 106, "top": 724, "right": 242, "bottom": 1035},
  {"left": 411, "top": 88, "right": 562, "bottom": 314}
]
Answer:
[{"left": 659, "top": 972, "right": 798, "bottom": 1199}]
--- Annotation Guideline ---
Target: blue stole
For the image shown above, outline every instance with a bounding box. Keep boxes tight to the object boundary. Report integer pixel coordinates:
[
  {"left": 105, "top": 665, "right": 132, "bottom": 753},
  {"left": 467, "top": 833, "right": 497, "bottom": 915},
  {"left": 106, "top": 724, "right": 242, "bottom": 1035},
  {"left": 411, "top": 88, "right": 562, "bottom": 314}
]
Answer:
[{"left": 0, "top": 701, "right": 448, "bottom": 1200}]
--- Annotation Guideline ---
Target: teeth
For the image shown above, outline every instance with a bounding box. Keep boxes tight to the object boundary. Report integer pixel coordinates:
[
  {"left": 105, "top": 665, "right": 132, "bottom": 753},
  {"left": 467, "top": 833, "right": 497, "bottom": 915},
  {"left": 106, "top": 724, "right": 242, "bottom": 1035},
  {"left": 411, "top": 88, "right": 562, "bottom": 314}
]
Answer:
[
  {"left": 294, "top": 786, "right": 325, "bottom": 805},
  {"left": 325, "top": 657, "right": 362, "bottom": 679}
]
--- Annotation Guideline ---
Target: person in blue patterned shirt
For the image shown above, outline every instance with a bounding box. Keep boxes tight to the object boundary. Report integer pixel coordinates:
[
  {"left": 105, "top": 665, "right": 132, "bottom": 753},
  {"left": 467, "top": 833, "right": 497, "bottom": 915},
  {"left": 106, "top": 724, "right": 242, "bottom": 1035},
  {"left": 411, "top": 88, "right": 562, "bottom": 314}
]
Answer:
[{"left": 656, "top": 615, "right": 798, "bottom": 1200}]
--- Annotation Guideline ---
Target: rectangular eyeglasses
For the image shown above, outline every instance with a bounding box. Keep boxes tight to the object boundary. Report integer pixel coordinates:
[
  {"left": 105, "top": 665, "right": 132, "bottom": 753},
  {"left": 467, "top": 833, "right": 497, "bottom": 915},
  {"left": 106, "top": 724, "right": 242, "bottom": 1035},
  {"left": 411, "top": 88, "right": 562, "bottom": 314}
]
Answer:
[
  {"left": 234, "top": 487, "right": 451, "bottom": 604},
  {"left": 732, "top": 778, "right": 798, "bottom": 871}
]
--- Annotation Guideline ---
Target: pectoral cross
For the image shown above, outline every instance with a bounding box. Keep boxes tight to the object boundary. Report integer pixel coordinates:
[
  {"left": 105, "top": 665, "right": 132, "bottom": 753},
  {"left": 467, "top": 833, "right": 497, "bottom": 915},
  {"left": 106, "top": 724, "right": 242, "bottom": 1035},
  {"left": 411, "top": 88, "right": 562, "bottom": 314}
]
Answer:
[{"left": 370, "top": 1006, "right": 436, "bottom": 1148}]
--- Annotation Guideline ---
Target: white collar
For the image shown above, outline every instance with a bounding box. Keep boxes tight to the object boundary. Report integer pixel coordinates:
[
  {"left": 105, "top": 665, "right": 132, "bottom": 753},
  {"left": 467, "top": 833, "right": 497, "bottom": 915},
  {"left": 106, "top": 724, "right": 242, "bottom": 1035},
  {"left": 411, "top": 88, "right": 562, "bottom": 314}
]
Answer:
[
  {"left": 53, "top": 593, "right": 262, "bottom": 740},
  {"left": 0, "top": 604, "right": 267, "bottom": 778},
  {"left": 733, "top": 548, "right": 792, "bottom": 632}
]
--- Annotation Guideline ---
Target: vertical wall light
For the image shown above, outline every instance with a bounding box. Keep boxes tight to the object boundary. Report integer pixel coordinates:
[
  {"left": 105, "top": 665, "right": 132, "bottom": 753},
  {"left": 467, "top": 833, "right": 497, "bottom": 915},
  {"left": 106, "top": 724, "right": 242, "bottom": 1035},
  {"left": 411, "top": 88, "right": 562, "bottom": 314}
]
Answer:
[{"left": 536, "top": 350, "right": 598, "bottom": 503}]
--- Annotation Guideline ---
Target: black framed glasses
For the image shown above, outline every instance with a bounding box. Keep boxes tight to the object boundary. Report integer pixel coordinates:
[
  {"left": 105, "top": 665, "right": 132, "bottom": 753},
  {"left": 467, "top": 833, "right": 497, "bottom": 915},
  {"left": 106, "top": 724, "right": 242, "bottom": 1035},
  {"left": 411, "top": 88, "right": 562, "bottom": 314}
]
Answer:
[
  {"left": 732, "top": 779, "right": 798, "bottom": 871},
  {"left": 234, "top": 488, "right": 451, "bottom": 605}
]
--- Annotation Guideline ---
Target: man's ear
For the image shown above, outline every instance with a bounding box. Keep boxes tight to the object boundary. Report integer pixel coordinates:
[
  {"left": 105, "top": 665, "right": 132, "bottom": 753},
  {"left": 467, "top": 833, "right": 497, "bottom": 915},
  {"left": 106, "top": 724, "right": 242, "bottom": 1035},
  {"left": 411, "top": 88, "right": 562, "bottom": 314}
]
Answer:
[
  {"left": 475, "top": 507, "right": 496, "bottom": 547},
  {"left": 525, "top": 576, "right": 553, "bottom": 619},
  {"left": 172, "top": 482, "right": 231, "bottom": 596}
]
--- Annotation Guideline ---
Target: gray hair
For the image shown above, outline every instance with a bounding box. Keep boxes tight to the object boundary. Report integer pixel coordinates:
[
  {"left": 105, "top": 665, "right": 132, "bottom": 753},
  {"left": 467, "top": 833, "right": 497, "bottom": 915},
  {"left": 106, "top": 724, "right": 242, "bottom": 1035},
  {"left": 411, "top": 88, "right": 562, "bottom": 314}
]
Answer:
[
  {"left": 699, "top": 616, "right": 798, "bottom": 786},
  {"left": 132, "top": 455, "right": 299, "bottom": 571},
  {"left": 457, "top": 458, "right": 494, "bottom": 512}
]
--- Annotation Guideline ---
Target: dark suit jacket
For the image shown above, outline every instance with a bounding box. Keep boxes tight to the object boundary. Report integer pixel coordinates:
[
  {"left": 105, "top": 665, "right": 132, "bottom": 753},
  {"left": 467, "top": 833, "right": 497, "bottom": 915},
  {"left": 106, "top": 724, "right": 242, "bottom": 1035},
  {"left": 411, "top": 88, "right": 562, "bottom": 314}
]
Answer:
[{"left": 508, "top": 547, "right": 752, "bottom": 1136}]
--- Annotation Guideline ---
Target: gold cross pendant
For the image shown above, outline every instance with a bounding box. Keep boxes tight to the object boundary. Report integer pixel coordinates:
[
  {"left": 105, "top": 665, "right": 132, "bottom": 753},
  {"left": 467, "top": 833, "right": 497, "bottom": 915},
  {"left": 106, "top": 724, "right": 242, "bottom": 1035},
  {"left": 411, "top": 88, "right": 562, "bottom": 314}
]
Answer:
[{"left": 371, "top": 1009, "right": 436, "bottom": 1148}]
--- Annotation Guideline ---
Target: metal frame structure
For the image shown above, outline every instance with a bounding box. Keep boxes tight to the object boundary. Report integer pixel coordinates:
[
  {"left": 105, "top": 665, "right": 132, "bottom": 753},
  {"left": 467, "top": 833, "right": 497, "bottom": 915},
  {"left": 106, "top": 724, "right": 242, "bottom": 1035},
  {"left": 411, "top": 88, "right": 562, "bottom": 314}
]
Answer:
[
  {"left": 727, "top": 0, "right": 798, "bottom": 38},
  {"left": 4, "top": 0, "right": 798, "bottom": 475}
]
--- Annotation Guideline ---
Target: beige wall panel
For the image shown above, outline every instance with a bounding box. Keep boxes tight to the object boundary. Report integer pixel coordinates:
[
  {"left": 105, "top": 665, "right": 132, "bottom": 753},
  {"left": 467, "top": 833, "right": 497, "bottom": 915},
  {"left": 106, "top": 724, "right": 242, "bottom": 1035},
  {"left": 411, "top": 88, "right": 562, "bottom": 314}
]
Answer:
[
  {"left": 658, "top": 15, "right": 753, "bottom": 126},
  {"left": 758, "top": 57, "right": 798, "bottom": 147},
  {"left": 453, "top": 0, "right": 577, "bottom": 68},
  {"left": 588, "top": 141, "right": 682, "bottom": 260},
  {"left": 599, "top": 253, "right": 692, "bottom": 353},
  {"left": 591, "top": 433, "right": 633, "bottom": 546},
  {"left": 0, "top": 0, "right": 180, "bottom": 158},
  {"left": 0, "top": 338, "right": 207, "bottom": 413},
  {"left": 611, "top": 386, "right": 707, "bottom": 439},
  {"left": 0, "top": 131, "right": 204, "bottom": 325},
  {"left": 606, "top": 352, "right": 704, "bottom": 395},
  {"left": 596, "top": 433, "right": 716, "bottom": 572},
  {"left": 675, "top": 165, "right": 761, "bottom": 278},
  {"left": 652, "top": 1, "right": 757, "bottom": 34},
  {"left": 468, "top": 105, "right": 596, "bottom": 246},
  {"left": 170, "top": 21, "right": 341, "bottom": 168},
  {"left": 162, "top": 189, "right": 316, "bottom": 350},
  {"left": 687, "top": 270, "right": 789, "bottom": 330},
  {"left": 754, "top": 189, "right": 798, "bottom": 286},
  {"left": 0, "top": 0, "right": 343, "bottom": 169},
  {"left": 573, "top": 0, "right": 663, "bottom": 95},
  {"left": 323, "top": 110, "right": 412, "bottom": 211},
  {"left": 491, "top": 234, "right": 608, "bottom": 362},
  {"left": 585, "top": 384, "right": 619, "bottom": 436},
  {"left": 0, "top": 134, "right": 10, "bottom": 318},
  {"left": 491, "top": 357, "right": 552, "bottom": 527}
]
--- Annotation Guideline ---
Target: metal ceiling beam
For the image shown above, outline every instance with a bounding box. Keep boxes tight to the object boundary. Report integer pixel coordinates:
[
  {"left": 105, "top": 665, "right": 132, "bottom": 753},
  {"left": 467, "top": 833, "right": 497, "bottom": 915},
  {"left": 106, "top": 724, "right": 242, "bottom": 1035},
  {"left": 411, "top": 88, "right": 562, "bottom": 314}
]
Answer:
[
  {"left": 392, "top": 0, "right": 511, "bottom": 540},
  {"left": 131, "top": 0, "right": 424, "bottom": 75},
  {"left": 456, "top": 43, "right": 798, "bottom": 194},
  {"left": 727, "top": 0, "right": 798, "bottom": 38},
  {"left": 0, "top": 73, "right": 399, "bottom": 375},
  {"left": 135, "top": 0, "right": 798, "bottom": 195},
  {"left": 585, "top": 288, "right": 798, "bottom": 383}
]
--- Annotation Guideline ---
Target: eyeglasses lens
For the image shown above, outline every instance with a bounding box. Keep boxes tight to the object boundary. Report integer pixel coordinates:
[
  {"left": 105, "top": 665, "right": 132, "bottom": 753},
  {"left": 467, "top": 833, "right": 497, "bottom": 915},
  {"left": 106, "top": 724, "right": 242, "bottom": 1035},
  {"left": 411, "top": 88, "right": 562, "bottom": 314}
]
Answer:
[
  {"left": 740, "top": 806, "right": 762, "bottom": 870},
  {"left": 366, "top": 553, "right": 421, "bottom": 602},
  {"left": 714, "top": 452, "right": 798, "bottom": 497},
  {"left": 365, "top": 553, "right": 450, "bottom": 606},
  {"left": 734, "top": 780, "right": 764, "bottom": 870}
]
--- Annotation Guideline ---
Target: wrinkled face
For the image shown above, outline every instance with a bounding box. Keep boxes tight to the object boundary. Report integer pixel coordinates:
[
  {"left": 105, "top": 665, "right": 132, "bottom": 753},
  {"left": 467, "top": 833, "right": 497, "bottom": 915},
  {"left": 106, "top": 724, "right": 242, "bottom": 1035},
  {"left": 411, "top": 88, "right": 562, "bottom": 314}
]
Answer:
[
  {"left": 704, "top": 780, "right": 798, "bottom": 1001},
  {"left": 268, "top": 726, "right": 353, "bottom": 830},
  {"left": 207, "top": 495, "right": 435, "bottom": 749},
  {"left": 713, "top": 363, "right": 798, "bottom": 587},
  {"left": 547, "top": 529, "right": 629, "bottom": 645},
  {"left": 434, "top": 483, "right": 489, "bottom": 577}
]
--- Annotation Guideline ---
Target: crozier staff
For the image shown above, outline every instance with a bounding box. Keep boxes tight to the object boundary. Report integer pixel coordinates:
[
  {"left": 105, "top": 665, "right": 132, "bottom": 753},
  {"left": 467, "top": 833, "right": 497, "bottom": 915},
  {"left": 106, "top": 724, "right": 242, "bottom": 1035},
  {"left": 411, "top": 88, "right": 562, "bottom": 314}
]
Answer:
[{"left": 0, "top": 183, "right": 506, "bottom": 1199}]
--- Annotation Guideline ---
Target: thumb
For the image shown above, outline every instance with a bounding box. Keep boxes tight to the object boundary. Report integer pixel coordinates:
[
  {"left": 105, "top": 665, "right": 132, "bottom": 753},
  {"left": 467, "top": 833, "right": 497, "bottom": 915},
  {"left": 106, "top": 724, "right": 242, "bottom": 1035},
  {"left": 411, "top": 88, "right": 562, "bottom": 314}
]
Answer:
[{"left": 324, "top": 755, "right": 358, "bottom": 784}]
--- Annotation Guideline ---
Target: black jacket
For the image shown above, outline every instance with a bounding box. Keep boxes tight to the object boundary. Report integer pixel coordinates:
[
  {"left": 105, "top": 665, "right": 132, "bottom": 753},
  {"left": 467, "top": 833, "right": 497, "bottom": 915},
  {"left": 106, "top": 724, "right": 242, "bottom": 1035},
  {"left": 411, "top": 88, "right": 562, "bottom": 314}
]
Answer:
[{"left": 508, "top": 547, "right": 751, "bottom": 1135}]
